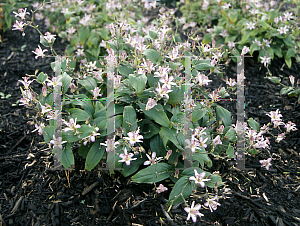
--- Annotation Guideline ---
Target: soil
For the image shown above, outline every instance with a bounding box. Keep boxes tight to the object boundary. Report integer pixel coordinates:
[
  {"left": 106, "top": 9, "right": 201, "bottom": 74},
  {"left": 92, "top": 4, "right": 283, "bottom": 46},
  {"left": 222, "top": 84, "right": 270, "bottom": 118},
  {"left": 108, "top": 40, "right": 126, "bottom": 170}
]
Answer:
[{"left": 0, "top": 7, "right": 300, "bottom": 226}]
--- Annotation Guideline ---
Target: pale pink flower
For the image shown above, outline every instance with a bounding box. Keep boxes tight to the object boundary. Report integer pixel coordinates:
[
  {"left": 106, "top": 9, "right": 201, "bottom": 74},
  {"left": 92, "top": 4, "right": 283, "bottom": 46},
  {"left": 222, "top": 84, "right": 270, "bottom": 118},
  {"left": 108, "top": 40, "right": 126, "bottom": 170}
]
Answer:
[
  {"left": 32, "top": 45, "right": 48, "bottom": 59},
  {"left": 118, "top": 147, "right": 137, "bottom": 166},
  {"left": 276, "top": 133, "right": 285, "bottom": 143},
  {"left": 259, "top": 158, "right": 272, "bottom": 170},
  {"left": 289, "top": 75, "right": 295, "bottom": 86},
  {"left": 204, "top": 195, "right": 221, "bottom": 212},
  {"left": 246, "top": 22, "right": 256, "bottom": 30},
  {"left": 284, "top": 121, "right": 297, "bottom": 133},
  {"left": 100, "top": 137, "right": 119, "bottom": 152},
  {"left": 63, "top": 118, "right": 81, "bottom": 133},
  {"left": 145, "top": 98, "right": 157, "bottom": 111},
  {"left": 43, "top": 32, "right": 56, "bottom": 44},
  {"left": 277, "top": 26, "right": 289, "bottom": 35},
  {"left": 260, "top": 56, "right": 271, "bottom": 67},
  {"left": 144, "top": 152, "right": 163, "bottom": 165},
  {"left": 91, "top": 87, "right": 102, "bottom": 99},
  {"left": 228, "top": 41, "right": 236, "bottom": 49},
  {"left": 156, "top": 184, "right": 168, "bottom": 194},
  {"left": 212, "top": 135, "right": 222, "bottom": 146},
  {"left": 241, "top": 46, "right": 250, "bottom": 55},
  {"left": 185, "top": 138, "right": 200, "bottom": 153},
  {"left": 32, "top": 122, "right": 45, "bottom": 135},
  {"left": 124, "top": 127, "right": 143, "bottom": 146},
  {"left": 155, "top": 83, "right": 172, "bottom": 99},
  {"left": 189, "top": 169, "right": 211, "bottom": 188},
  {"left": 283, "top": 12, "right": 293, "bottom": 21},
  {"left": 184, "top": 201, "right": 204, "bottom": 223},
  {"left": 50, "top": 135, "right": 67, "bottom": 150},
  {"left": 196, "top": 73, "right": 212, "bottom": 86},
  {"left": 208, "top": 90, "right": 220, "bottom": 100},
  {"left": 12, "top": 20, "right": 26, "bottom": 31},
  {"left": 18, "top": 77, "right": 33, "bottom": 90},
  {"left": 13, "top": 8, "right": 30, "bottom": 20},
  {"left": 226, "top": 78, "right": 237, "bottom": 87}
]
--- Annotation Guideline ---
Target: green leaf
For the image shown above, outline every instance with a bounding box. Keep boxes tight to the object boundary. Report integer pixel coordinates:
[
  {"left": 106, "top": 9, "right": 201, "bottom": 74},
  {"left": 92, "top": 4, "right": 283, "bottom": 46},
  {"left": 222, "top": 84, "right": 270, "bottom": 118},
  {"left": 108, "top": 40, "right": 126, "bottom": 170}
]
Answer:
[
  {"left": 257, "top": 20, "right": 269, "bottom": 29},
  {"left": 149, "top": 30, "right": 158, "bottom": 39},
  {"left": 68, "top": 108, "right": 90, "bottom": 122},
  {"left": 78, "top": 77, "right": 97, "bottom": 94},
  {"left": 87, "top": 34, "right": 99, "bottom": 48},
  {"left": 131, "top": 163, "right": 172, "bottom": 183},
  {"left": 192, "top": 148, "right": 212, "bottom": 168},
  {"left": 250, "top": 43, "right": 260, "bottom": 55},
  {"left": 286, "top": 48, "right": 297, "bottom": 59},
  {"left": 62, "top": 72, "right": 72, "bottom": 94},
  {"left": 192, "top": 109, "right": 206, "bottom": 123},
  {"left": 202, "top": 33, "right": 212, "bottom": 44},
  {"left": 37, "top": 72, "right": 48, "bottom": 84},
  {"left": 143, "top": 49, "right": 160, "bottom": 63},
  {"left": 267, "top": 77, "right": 281, "bottom": 83},
  {"left": 216, "top": 106, "right": 231, "bottom": 127},
  {"left": 167, "top": 176, "right": 192, "bottom": 206},
  {"left": 273, "top": 47, "right": 283, "bottom": 58},
  {"left": 119, "top": 64, "right": 134, "bottom": 76},
  {"left": 115, "top": 115, "right": 123, "bottom": 129},
  {"left": 159, "top": 127, "right": 183, "bottom": 150},
  {"left": 79, "top": 27, "right": 90, "bottom": 44},
  {"left": 139, "top": 102, "right": 170, "bottom": 128},
  {"left": 150, "top": 134, "right": 166, "bottom": 158},
  {"left": 280, "top": 87, "right": 294, "bottom": 95},
  {"left": 143, "top": 123, "right": 160, "bottom": 139},
  {"left": 123, "top": 106, "right": 137, "bottom": 135},
  {"left": 98, "top": 28, "right": 108, "bottom": 40},
  {"left": 62, "top": 143, "right": 75, "bottom": 169},
  {"left": 225, "top": 128, "right": 237, "bottom": 142},
  {"left": 78, "top": 143, "right": 92, "bottom": 158},
  {"left": 43, "top": 126, "right": 55, "bottom": 143},
  {"left": 193, "top": 60, "right": 213, "bottom": 70},
  {"left": 85, "top": 140, "right": 106, "bottom": 171},
  {"left": 226, "top": 144, "right": 235, "bottom": 159},
  {"left": 285, "top": 57, "right": 292, "bottom": 68},
  {"left": 247, "top": 118, "right": 260, "bottom": 131},
  {"left": 167, "top": 85, "right": 184, "bottom": 105},
  {"left": 240, "top": 30, "right": 252, "bottom": 44},
  {"left": 129, "top": 74, "right": 147, "bottom": 93}
]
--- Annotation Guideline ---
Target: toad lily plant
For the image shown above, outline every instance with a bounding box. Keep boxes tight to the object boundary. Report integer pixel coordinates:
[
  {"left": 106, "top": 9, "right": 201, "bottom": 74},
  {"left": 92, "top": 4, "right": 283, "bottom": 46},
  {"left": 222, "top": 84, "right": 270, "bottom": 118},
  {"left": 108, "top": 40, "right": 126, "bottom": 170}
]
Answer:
[{"left": 14, "top": 1, "right": 298, "bottom": 223}]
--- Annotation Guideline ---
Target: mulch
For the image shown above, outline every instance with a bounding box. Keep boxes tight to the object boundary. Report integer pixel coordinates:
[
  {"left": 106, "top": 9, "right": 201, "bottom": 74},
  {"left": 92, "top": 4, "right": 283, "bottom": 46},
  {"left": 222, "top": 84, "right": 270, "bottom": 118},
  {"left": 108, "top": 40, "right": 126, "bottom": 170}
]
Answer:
[{"left": 0, "top": 6, "right": 300, "bottom": 226}]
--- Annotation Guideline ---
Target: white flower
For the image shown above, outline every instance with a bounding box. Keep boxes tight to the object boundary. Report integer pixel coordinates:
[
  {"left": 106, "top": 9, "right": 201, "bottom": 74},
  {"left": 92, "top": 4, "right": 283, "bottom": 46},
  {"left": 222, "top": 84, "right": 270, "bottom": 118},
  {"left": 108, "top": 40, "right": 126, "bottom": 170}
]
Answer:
[
  {"left": 145, "top": 98, "right": 157, "bottom": 111},
  {"left": 118, "top": 147, "right": 137, "bottom": 166},
  {"left": 283, "top": 12, "right": 293, "bottom": 21},
  {"left": 50, "top": 135, "right": 67, "bottom": 150},
  {"left": 13, "top": 8, "right": 30, "bottom": 20},
  {"left": 144, "top": 152, "right": 163, "bottom": 165},
  {"left": 189, "top": 169, "right": 211, "bottom": 188},
  {"left": 226, "top": 78, "right": 237, "bottom": 87},
  {"left": 100, "top": 137, "right": 120, "bottom": 152},
  {"left": 12, "top": 20, "right": 26, "bottom": 31},
  {"left": 43, "top": 32, "right": 56, "bottom": 44},
  {"left": 241, "top": 46, "right": 250, "bottom": 55},
  {"left": 63, "top": 118, "right": 81, "bottom": 133},
  {"left": 195, "top": 73, "right": 212, "bottom": 86},
  {"left": 277, "top": 26, "right": 289, "bottom": 35},
  {"left": 260, "top": 56, "right": 271, "bottom": 67},
  {"left": 124, "top": 127, "right": 143, "bottom": 146},
  {"left": 259, "top": 158, "right": 272, "bottom": 170},
  {"left": 156, "top": 184, "right": 168, "bottom": 194},
  {"left": 32, "top": 45, "right": 48, "bottom": 59},
  {"left": 184, "top": 201, "right": 204, "bottom": 223},
  {"left": 204, "top": 195, "right": 221, "bottom": 212}
]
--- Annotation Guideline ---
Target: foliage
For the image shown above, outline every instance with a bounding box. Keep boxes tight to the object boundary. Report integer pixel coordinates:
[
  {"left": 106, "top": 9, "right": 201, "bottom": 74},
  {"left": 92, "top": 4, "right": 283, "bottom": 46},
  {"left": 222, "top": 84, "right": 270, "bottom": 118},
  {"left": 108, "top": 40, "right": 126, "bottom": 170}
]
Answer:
[{"left": 180, "top": 0, "right": 300, "bottom": 68}]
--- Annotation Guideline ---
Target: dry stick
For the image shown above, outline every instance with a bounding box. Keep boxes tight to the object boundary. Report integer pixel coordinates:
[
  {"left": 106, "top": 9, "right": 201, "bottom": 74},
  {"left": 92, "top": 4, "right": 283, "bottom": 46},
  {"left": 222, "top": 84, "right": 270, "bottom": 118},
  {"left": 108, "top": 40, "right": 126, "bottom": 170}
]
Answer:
[
  {"left": 160, "top": 204, "right": 177, "bottom": 226},
  {"left": 8, "top": 134, "right": 26, "bottom": 152},
  {"left": 81, "top": 181, "right": 99, "bottom": 196},
  {"left": 11, "top": 196, "right": 24, "bottom": 213}
]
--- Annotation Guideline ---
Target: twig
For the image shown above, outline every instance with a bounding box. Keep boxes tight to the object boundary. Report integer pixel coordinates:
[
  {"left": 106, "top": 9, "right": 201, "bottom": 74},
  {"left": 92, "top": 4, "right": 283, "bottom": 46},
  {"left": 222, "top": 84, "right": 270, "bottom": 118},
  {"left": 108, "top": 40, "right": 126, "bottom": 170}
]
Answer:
[
  {"left": 160, "top": 204, "right": 177, "bottom": 226},
  {"left": 9, "top": 134, "right": 26, "bottom": 152}
]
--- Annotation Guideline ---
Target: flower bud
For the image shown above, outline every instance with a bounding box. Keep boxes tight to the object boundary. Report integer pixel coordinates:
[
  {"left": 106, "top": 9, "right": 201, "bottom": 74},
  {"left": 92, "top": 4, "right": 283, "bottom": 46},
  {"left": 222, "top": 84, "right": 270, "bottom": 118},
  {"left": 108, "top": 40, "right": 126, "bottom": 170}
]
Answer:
[
  {"left": 174, "top": 169, "right": 179, "bottom": 178},
  {"left": 174, "top": 158, "right": 178, "bottom": 166},
  {"left": 42, "top": 85, "right": 47, "bottom": 97},
  {"left": 165, "top": 150, "right": 172, "bottom": 160},
  {"left": 85, "top": 116, "right": 90, "bottom": 124},
  {"left": 182, "top": 151, "right": 186, "bottom": 160}
]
